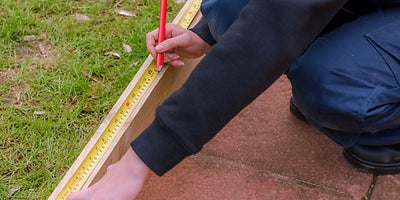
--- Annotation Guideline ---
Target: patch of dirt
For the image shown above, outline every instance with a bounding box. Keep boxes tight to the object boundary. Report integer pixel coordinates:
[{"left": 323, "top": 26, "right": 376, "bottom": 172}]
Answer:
[
  {"left": 0, "top": 68, "right": 17, "bottom": 84},
  {"left": 15, "top": 34, "right": 58, "bottom": 68},
  {"left": 2, "top": 34, "right": 57, "bottom": 106},
  {"left": 0, "top": 80, "right": 27, "bottom": 106},
  {"left": 16, "top": 40, "right": 53, "bottom": 58},
  {"left": 0, "top": 34, "right": 58, "bottom": 106}
]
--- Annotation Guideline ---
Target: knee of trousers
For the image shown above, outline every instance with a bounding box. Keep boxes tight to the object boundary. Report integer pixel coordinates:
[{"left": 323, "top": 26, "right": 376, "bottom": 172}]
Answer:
[{"left": 287, "top": 8, "right": 400, "bottom": 134}]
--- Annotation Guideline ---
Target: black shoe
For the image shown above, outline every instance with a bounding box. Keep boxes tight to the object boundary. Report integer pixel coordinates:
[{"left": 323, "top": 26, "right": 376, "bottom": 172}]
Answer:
[
  {"left": 343, "top": 144, "right": 400, "bottom": 175},
  {"left": 289, "top": 97, "right": 307, "bottom": 122}
]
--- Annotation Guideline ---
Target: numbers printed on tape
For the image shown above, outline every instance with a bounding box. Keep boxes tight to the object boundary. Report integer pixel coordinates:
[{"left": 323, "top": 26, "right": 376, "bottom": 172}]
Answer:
[
  {"left": 58, "top": 66, "right": 158, "bottom": 199},
  {"left": 177, "top": 0, "right": 201, "bottom": 29},
  {"left": 56, "top": 0, "right": 202, "bottom": 199}
]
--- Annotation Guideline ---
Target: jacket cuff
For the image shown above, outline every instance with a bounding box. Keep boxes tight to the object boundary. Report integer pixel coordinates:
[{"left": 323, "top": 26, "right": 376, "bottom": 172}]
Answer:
[
  {"left": 130, "top": 119, "right": 190, "bottom": 176},
  {"left": 190, "top": 18, "right": 217, "bottom": 45}
]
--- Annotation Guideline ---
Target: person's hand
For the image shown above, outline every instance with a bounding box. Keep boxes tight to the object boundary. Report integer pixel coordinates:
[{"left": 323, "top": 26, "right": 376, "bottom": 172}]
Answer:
[
  {"left": 146, "top": 23, "right": 211, "bottom": 67},
  {"left": 67, "top": 148, "right": 150, "bottom": 200}
]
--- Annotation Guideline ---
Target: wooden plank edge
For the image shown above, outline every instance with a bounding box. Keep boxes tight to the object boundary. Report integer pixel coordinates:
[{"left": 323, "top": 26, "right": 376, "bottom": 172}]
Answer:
[{"left": 48, "top": 0, "right": 202, "bottom": 199}]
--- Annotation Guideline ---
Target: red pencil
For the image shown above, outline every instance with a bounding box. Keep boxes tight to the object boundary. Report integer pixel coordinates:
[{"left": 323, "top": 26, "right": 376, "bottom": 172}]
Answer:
[{"left": 156, "top": 0, "right": 168, "bottom": 72}]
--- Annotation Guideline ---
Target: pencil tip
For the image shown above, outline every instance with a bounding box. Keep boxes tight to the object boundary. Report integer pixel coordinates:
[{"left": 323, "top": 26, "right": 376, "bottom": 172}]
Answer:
[{"left": 156, "top": 65, "right": 162, "bottom": 72}]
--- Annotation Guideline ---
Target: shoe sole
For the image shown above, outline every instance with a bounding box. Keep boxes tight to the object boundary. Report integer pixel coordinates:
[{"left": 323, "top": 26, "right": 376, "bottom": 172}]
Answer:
[{"left": 343, "top": 148, "right": 400, "bottom": 175}]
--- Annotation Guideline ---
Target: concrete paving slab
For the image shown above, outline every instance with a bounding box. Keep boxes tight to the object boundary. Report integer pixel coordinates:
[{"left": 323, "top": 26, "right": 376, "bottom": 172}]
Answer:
[
  {"left": 136, "top": 76, "right": 400, "bottom": 200},
  {"left": 137, "top": 155, "right": 356, "bottom": 200},
  {"left": 371, "top": 175, "right": 400, "bottom": 199}
]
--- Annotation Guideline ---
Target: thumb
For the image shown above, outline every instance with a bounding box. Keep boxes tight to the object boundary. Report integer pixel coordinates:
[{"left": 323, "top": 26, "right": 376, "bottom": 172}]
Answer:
[{"left": 155, "top": 34, "right": 189, "bottom": 53}]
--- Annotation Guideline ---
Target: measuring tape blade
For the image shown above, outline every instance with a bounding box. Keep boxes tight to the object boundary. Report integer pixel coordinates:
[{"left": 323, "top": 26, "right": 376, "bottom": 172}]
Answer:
[{"left": 53, "top": 0, "right": 202, "bottom": 199}]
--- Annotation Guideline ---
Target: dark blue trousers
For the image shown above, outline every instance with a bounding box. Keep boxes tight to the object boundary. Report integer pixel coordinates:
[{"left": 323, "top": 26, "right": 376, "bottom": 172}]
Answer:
[{"left": 287, "top": 8, "right": 400, "bottom": 147}]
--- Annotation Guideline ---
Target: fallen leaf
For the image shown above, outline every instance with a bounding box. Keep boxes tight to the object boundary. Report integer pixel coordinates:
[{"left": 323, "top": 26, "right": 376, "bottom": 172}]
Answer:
[
  {"left": 33, "top": 111, "right": 45, "bottom": 115},
  {"left": 76, "top": 13, "right": 90, "bottom": 21},
  {"left": 104, "top": 52, "right": 121, "bottom": 59},
  {"left": 116, "top": 9, "right": 136, "bottom": 17},
  {"left": 24, "top": 35, "right": 37, "bottom": 41},
  {"left": 123, "top": 43, "right": 132, "bottom": 53},
  {"left": 8, "top": 186, "right": 22, "bottom": 198}
]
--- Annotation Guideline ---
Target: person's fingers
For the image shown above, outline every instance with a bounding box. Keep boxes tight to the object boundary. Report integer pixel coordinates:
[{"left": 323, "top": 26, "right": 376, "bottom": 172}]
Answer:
[
  {"left": 164, "top": 53, "right": 180, "bottom": 62},
  {"left": 168, "top": 60, "right": 185, "bottom": 67},
  {"left": 145, "top": 28, "right": 159, "bottom": 58},
  {"left": 165, "top": 23, "right": 186, "bottom": 38},
  {"left": 156, "top": 33, "right": 190, "bottom": 54},
  {"left": 146, "top": 23, "right": 188, "bottom": 61},
  {"left": 155, "top": 23, "right": 188, "bottom": 53},
  {"left": 160, "top": 53, "right": 182, "bottom": 67}
]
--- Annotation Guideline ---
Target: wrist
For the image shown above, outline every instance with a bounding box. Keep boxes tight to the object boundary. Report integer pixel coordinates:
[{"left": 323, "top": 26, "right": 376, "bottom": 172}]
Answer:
[{"left": 118, "top": 148, "right": 150, "bottom": 180}]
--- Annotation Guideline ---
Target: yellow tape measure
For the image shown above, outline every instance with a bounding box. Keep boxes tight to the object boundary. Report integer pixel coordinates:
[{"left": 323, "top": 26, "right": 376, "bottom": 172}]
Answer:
[{"left": 55, "top": 0, "right": 202, "bottom": 199}]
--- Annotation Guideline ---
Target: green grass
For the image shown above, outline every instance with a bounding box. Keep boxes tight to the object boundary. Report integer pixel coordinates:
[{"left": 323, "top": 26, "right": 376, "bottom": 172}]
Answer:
[{"left": 0, "top": 0, "right": 183, "bottom": 199}]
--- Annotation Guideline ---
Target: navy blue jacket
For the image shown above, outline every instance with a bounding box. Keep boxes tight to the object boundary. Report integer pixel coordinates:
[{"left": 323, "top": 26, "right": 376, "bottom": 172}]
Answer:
[{"left": 131, "top": 0, "right": 400, "bottom": 176}]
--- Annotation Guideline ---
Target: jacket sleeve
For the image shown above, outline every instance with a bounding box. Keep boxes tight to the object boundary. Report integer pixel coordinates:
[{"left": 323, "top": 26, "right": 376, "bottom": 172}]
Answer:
[
  {"left": 190, "top": 18, "right": 217, "bottom": 46},
  {"left": 131, "top": 0, "right": 347, "bottom": 176}
]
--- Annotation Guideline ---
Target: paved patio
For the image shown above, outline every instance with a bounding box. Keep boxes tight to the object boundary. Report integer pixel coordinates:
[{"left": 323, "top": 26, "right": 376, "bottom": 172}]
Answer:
[{"left": 136, "top": 76, "right": 400, "bottom": 200}]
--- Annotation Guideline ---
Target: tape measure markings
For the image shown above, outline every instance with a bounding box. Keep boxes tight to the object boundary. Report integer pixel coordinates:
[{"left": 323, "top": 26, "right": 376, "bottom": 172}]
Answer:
[{"left": 55, "top": 0, "right": 202, "bottom": 199}]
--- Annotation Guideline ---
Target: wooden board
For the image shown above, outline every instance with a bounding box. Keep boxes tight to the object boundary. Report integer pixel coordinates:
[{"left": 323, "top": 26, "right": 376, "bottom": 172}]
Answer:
[{"left": 48, "top": 0, "right": 203, "bottom": 198}]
